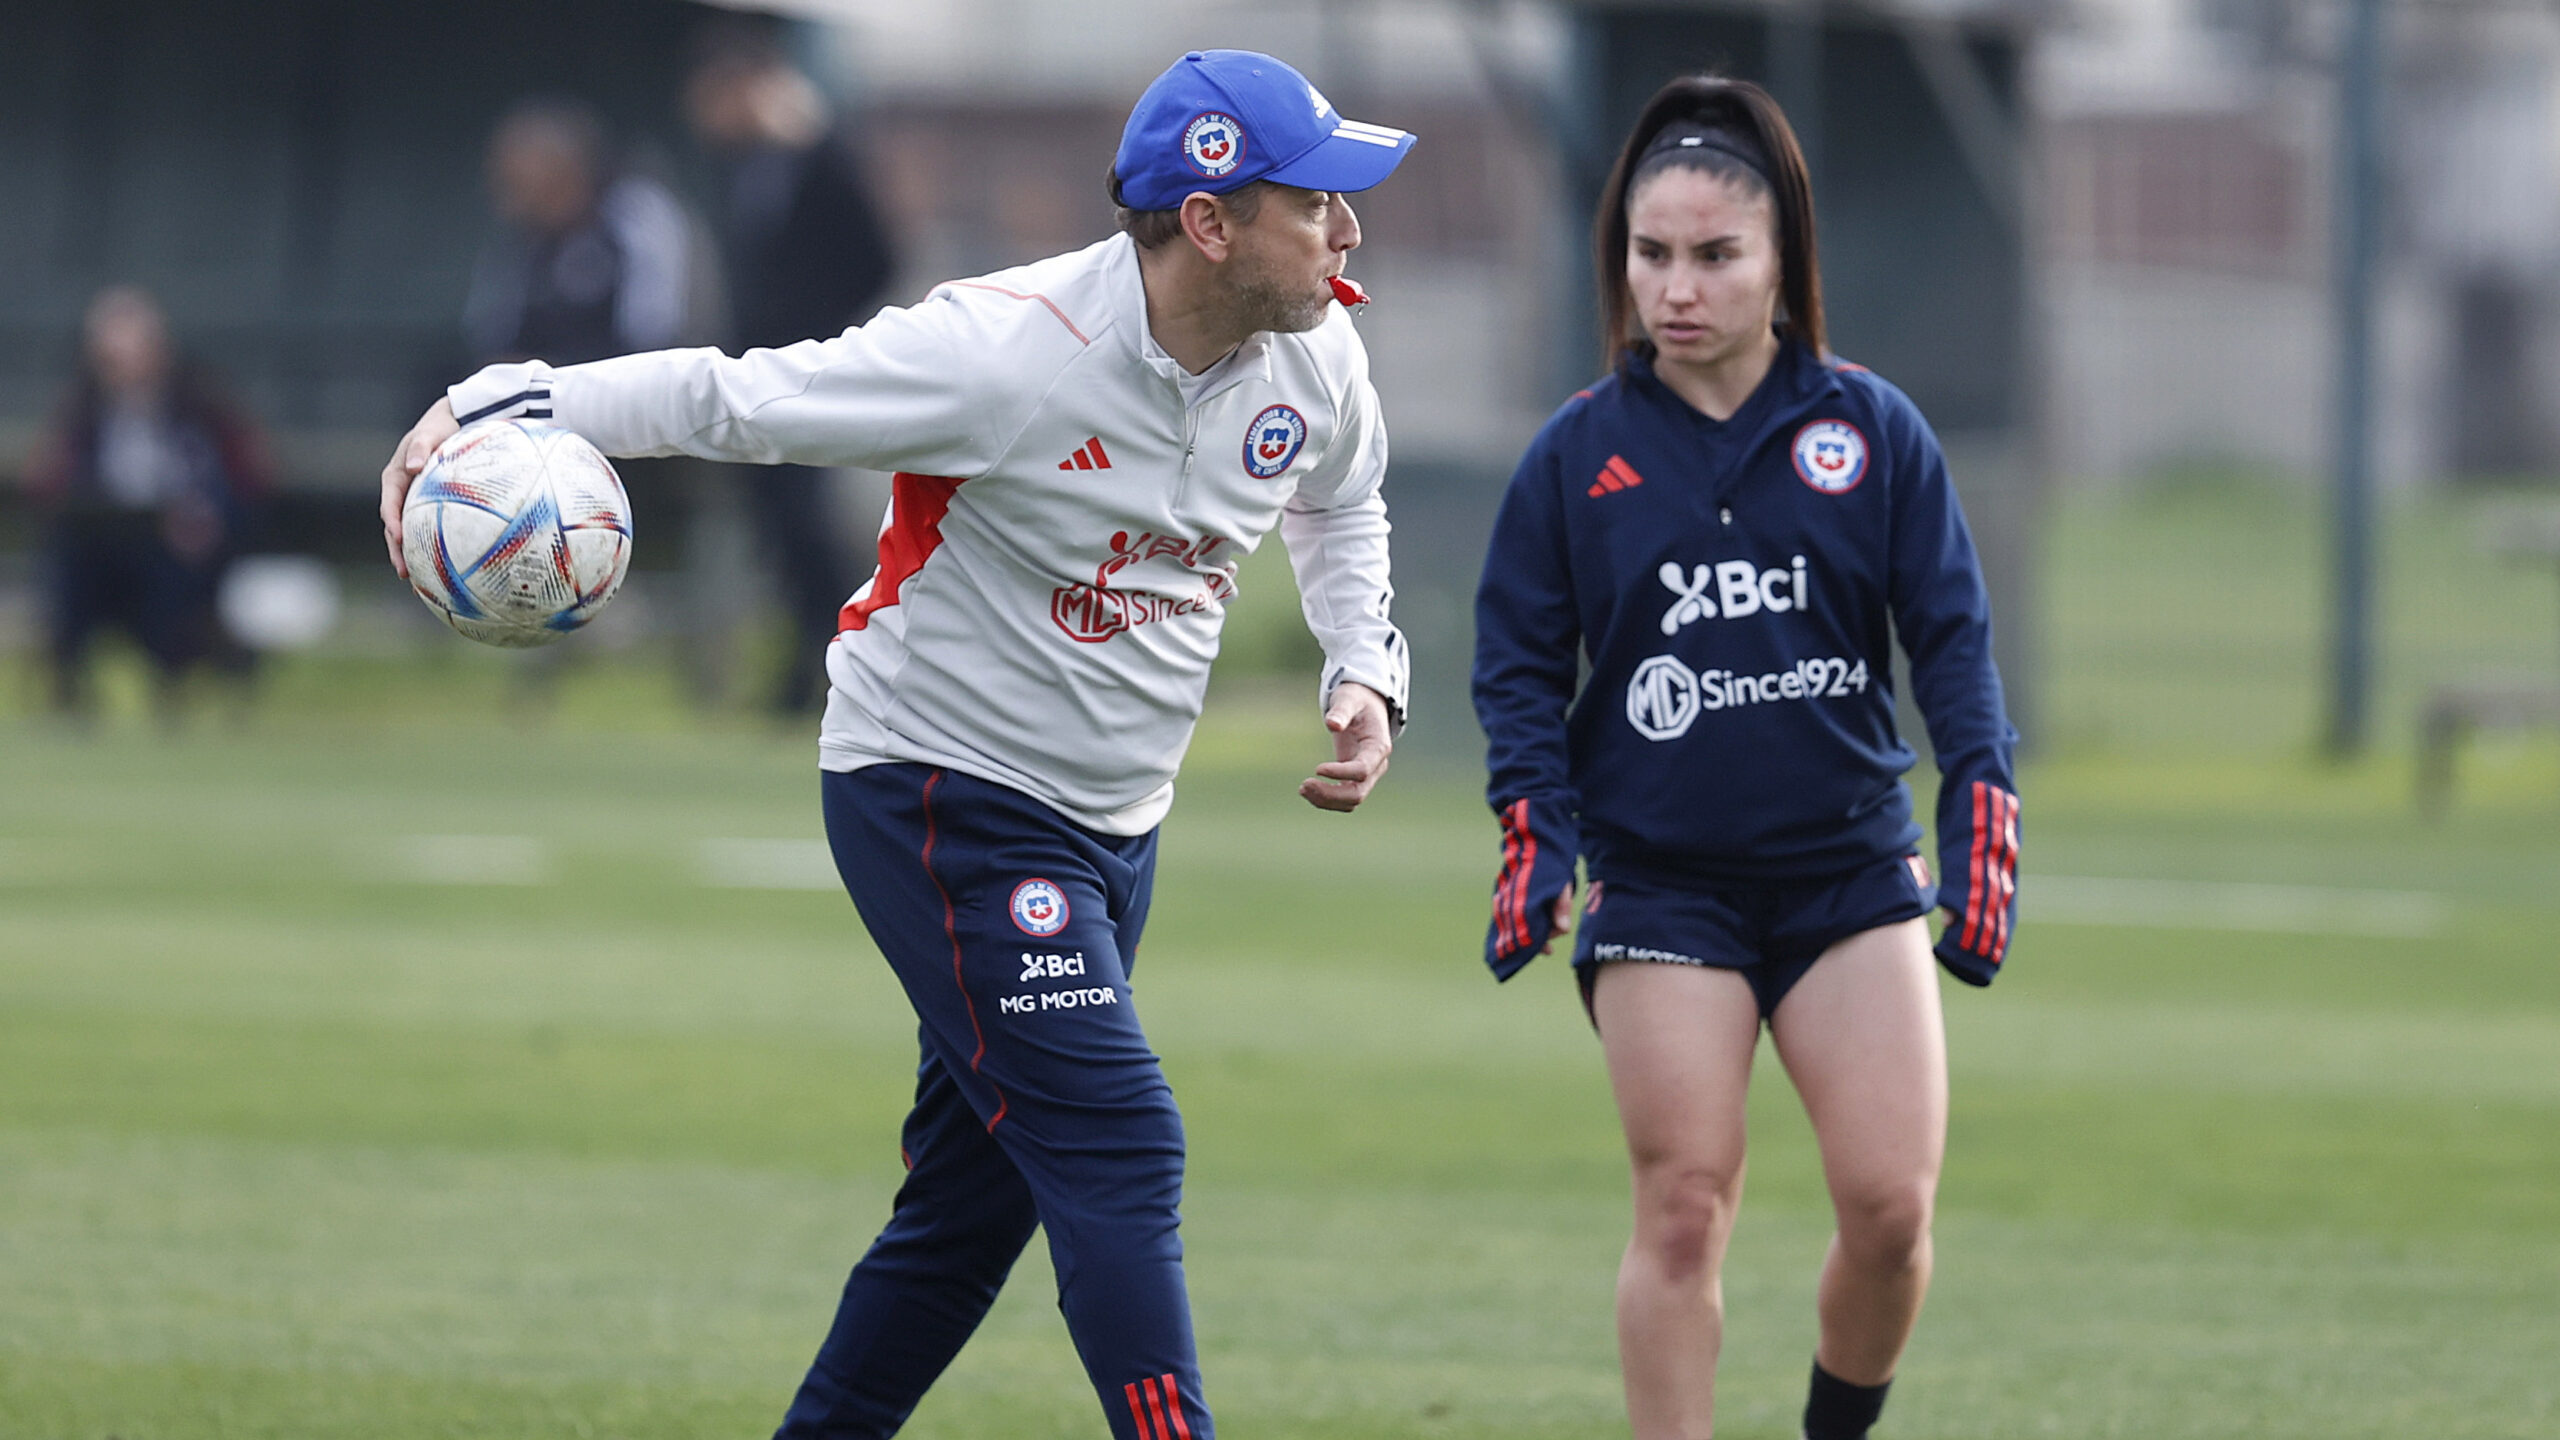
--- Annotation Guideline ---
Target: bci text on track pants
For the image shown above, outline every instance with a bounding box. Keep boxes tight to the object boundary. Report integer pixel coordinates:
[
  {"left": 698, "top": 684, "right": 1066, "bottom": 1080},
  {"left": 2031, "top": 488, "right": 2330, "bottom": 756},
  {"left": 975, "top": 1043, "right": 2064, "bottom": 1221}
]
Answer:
[{"left": 777, "top": 762, "right": 1208, "bottom": 1440}]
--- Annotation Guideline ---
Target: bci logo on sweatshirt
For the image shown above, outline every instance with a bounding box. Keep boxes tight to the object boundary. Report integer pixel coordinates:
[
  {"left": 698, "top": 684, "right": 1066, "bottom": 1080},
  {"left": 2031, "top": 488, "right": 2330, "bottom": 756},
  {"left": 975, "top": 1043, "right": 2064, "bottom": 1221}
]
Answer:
[{"left": 1658, "top": 556, "right": 1809, "bottom": 635}]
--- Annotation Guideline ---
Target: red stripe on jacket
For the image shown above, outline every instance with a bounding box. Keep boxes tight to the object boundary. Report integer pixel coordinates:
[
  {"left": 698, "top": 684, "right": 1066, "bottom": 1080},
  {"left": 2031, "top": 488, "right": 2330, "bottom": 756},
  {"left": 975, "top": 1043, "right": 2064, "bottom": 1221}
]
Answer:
[
  {"left": 1963, "top": 782, "right": 1991, "bottom": 951},
  {"left": 1957, "top": 784, "right": 2020, "bottom": 962},
  {"left": 1511, "top": 802, "right": 1540, "bottom": 950},
  {"left": 1496, "top": 798, "right": 1541, "bottom": 952},
  {"left": 937, "top": 281, "right": 1093, "bottom": 345},
  {"left": 1989, "top": 789, "right": 2019, "bottom": 961},
  {"left": 840, "top": 473, "right": 964, "bottom": 633},
  {"left": 1494, "top": 801, "right": 1523, "bottom": 951}
]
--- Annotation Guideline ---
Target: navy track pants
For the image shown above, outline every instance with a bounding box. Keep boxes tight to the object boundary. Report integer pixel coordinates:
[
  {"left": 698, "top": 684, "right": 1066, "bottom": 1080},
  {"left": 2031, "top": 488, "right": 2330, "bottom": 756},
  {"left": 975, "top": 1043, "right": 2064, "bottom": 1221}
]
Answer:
[{"left": 778, "top": 762, "right": 1209, "bottom": 1440}]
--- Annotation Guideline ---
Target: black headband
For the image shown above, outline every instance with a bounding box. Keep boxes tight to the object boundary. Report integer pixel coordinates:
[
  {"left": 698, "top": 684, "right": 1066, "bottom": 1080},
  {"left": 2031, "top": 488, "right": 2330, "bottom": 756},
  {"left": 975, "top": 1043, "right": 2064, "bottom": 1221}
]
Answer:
[{"left": 1634, "top": 122, "right": 1772, "bottom": 188}]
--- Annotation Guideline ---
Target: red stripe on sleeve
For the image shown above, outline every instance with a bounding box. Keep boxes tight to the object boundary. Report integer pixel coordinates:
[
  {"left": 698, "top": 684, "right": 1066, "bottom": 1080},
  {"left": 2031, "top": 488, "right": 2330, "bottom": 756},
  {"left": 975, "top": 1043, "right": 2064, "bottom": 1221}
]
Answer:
[
  {"left": 937, "top": 281, "right": 1093, "bottom": 344},
  {"left": 1495, "top": 800, "right": 1523, "bottom": 950},
  {"left": 1963, "top": 782, "right": 1991, "bottom": 951},
  {"left": 1512, "top": 801, "right": 1540, "bottom": 950},
  {"left": 840, "top": 473, "right": 964, "bottom": 632},
  {"left": 1161, "top": 1374, "right": 1195, "bottom": 1440},
  {"left": 1991, "top": 789, "right": 2019, "bottom": 960},
  {"left": 1142, "top": 1376, "right": 1174, "bottom": 1440},
  {"left": 1125, "top": 1382, "right": 1156, "bottom": 1440}
]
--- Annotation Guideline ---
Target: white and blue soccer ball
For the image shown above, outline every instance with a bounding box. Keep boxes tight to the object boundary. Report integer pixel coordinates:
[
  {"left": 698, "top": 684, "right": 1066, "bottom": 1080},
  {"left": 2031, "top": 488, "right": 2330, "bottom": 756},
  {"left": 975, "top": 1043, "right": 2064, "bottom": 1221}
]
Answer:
[{"left": 401, "top": 420, "right": 633, "bottom": 647}]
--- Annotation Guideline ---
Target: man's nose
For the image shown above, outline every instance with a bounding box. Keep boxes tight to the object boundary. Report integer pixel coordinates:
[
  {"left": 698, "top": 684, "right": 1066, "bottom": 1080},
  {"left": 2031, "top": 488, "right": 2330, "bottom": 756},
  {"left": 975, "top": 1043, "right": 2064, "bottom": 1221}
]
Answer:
[{"left": 1332, "top": 194, "right": 1362, "bottom": 252}]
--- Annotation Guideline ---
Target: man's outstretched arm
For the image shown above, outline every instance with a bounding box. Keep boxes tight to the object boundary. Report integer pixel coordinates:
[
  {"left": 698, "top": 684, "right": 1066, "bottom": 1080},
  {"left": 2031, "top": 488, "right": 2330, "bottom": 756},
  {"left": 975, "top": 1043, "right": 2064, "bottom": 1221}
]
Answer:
[{"left": 379, "top": 290, "right": 1051, "bottom": 575}]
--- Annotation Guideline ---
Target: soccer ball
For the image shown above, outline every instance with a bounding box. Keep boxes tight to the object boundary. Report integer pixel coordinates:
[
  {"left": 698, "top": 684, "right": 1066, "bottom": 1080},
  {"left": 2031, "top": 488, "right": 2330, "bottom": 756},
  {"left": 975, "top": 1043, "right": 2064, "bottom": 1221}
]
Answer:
[{"left": 401, "top": 420, "right": 633, "bottom": 647}]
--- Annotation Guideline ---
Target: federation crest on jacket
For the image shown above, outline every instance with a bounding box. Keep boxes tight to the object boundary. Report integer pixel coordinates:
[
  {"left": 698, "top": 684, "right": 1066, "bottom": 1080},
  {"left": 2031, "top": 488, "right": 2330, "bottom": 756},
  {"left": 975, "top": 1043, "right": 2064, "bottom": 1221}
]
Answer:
[
  {"left": 1792, "top": 419, "right": 1867, "bottom": 494},
  {"left": 1244, "top": 404, "right": 1308, "bottom": 477}
]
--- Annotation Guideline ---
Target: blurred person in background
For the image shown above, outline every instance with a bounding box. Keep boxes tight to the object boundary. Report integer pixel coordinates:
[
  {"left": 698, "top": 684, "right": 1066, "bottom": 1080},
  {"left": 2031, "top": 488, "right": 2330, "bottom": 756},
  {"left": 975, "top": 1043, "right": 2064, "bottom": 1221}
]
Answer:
[
  {"left": 462, "top": 99, "right": 712, "bottom": 701},
  {"left": 464, "top": 99, "right": 698, "bottom": 367},
  {"left": 27, "top": 285, "right": 270, "bottom": 724},
  {"left": 688, "top": 25, "right": 898, "bottom": 716},
  {"left": 1473, "top": 77, "right": 2019, "bottom": 1440}
]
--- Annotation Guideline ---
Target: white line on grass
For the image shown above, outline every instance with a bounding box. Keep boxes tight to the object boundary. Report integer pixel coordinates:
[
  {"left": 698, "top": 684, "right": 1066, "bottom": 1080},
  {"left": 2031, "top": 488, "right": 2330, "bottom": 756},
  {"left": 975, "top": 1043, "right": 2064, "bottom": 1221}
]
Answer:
[
  {"left": 697, "top": 838, "right": 839, "bottom": 891},
  {"left": 386, "top": 835, "right": 551, "bottom": 886},
  {"left": 2026, "top": 875, "right": 2445, "bottom": 938}
]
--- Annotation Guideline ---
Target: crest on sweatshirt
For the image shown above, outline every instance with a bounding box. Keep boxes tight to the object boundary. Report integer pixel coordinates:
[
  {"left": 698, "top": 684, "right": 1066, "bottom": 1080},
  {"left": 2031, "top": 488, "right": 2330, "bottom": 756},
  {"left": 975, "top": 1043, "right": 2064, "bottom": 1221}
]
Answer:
[
  {"left": 1243, "top": 404, "right": 1308, "bottom": 478},
  {"left": 1791, "top": 420, "right": 1868, "bottom": 494}
]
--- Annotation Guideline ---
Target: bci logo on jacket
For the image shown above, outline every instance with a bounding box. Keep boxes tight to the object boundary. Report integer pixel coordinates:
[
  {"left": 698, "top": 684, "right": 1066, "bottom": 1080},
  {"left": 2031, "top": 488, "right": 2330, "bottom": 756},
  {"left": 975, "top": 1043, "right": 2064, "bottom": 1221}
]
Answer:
[{"left": 1658, "top": 556, "right": 1810, "bottom": 635}]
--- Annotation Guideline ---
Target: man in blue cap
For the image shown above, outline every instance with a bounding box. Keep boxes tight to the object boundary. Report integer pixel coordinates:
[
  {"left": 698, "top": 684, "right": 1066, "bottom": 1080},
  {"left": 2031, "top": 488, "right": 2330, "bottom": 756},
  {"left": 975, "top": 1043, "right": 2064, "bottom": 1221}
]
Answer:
[{"left": 378, "top": 48, "right": 1416, "bottom": 1440}]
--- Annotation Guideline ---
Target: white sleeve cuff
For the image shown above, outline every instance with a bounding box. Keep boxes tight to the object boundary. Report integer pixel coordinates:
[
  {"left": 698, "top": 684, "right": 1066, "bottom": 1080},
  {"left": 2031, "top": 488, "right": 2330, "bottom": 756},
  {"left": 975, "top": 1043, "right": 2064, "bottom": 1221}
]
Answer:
[
  {"left": 1321, "top": 634, "right": 1410, "bottom": 734},
  {"left": 447, "top": 361, "right": 559, "bottom": 426}
]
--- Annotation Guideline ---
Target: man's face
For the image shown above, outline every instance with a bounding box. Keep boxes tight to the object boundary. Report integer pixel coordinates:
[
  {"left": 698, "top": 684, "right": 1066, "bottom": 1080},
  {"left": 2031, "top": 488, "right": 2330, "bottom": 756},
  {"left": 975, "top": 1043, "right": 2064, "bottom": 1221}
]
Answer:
[
  {"left": 687, "top": 68, "right": 759, "bottom": 148},
  {"left": 490, "top": 132, "right": 595, "bottom": 236},
  {"left": 1221, "top": 185, "right": 1361, "bottom": 336},
  {"left": 87, "top": 292, "right": 170, "bottom": 395}
]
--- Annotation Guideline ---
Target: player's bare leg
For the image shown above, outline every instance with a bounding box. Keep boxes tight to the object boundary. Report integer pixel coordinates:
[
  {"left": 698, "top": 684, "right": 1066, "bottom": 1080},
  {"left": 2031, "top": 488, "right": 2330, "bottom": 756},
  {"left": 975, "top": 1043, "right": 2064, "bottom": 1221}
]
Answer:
[
  {"left": 1768, "top": 917, "right": 1946, "bottom": 1386},
  {"left": 1593, "top": 960, "right": 1764, "bottom": 1439}
]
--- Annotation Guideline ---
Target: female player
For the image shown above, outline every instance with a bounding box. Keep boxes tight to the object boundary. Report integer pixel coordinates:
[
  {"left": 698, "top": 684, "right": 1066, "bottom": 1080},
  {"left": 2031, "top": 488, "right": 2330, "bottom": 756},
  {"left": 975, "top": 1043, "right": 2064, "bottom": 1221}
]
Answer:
[{"left": 1472, "top": 76, "right": 2019, "bottom": 1440}]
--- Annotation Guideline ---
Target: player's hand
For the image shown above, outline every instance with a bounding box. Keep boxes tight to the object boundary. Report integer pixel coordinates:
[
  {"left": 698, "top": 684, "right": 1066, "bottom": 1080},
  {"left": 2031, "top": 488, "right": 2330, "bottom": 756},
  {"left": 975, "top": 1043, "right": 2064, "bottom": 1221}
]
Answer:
[
  {"left": 379, "top": 397, "right": 460, "bottom": 578},
  {"left": 1299, "top": 682, "right": 1393, "bottom": 812},
  {"left": 1540, "top": 886, "right": 1579, "bottom": 956}
]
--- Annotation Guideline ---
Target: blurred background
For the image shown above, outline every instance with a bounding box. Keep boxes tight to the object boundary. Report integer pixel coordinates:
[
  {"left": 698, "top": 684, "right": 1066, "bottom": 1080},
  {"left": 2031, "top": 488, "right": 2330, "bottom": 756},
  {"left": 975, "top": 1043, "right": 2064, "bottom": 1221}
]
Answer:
[
  {"left": 1, "top": 1, "right": 2553, "bottom": 1437},
  {"left": 6, "top": 0, "right": 2560, "bottom": 764}
]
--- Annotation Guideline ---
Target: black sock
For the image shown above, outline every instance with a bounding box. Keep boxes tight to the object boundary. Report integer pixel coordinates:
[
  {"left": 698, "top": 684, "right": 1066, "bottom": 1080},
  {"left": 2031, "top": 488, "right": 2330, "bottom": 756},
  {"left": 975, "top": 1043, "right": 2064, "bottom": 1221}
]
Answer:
[{"left": 1803, "top": 1358, "right": 1891, "bottom": 1439}]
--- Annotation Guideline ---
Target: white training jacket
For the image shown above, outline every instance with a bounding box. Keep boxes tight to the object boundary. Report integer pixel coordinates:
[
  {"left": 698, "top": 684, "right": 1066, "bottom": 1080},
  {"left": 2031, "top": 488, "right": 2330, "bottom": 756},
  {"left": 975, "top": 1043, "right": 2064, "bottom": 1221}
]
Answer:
[{"left": 447, "top": 235, "right": 1408, "bottom": 835}]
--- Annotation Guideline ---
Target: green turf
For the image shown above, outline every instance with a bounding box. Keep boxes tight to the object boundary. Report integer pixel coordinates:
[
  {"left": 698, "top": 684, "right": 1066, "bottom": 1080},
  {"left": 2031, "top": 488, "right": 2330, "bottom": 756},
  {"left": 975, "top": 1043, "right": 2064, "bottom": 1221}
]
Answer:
[
  {"left": 4, "top": 479, "right": 2558, "bottom": 1436},
  {"left": 2040, "top": 476, "right": 2560, "bottom": 756},
  {"left": 3, "top": 684, "right": 2556, "bottom": 1439}
]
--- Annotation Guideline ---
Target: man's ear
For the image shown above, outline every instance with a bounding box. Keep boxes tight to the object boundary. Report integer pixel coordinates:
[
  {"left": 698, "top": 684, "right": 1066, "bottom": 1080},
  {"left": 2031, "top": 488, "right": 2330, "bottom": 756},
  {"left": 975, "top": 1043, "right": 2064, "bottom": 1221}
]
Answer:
[{"left": 1178, "top": 192, "right": 1236, "bottom": 264}]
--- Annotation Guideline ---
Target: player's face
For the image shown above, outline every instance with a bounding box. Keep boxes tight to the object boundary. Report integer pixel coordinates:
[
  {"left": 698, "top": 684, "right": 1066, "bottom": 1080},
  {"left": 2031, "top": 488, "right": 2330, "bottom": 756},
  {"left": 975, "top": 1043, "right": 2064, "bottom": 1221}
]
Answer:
[
  {"left": 1225, "top": 186, "right": 1361, "bottom": 335},
  {"left": 490, "top": 133, "right": 595, "bottom": 235},
  {"left": 1624, "top": 167, "right": 1781, "bottom": 374},
  {"left": 86, "top": 292, "right": 172, "bottom": 396}
]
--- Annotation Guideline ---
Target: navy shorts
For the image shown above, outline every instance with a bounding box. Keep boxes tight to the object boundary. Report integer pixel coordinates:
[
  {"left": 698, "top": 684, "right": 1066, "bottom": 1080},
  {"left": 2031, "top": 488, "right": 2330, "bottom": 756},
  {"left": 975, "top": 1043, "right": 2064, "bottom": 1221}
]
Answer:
[{"left": 1574, "top": 853, "right": 1934, "bottom": 1021}]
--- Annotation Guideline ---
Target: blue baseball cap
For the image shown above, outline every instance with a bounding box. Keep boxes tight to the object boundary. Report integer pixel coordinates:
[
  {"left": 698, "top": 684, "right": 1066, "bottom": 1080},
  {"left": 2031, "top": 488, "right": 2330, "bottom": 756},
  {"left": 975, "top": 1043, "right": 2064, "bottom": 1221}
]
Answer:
[{"left": 1114, "top": 50, "right": 1417, "bottom": 212}]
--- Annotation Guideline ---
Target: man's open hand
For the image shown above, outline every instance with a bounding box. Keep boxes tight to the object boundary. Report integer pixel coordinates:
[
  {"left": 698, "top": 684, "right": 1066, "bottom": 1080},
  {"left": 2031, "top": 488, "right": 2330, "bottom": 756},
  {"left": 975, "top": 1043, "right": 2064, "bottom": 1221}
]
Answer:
[
  {"left": 1298, "top": 681, "right": 1393, "bottom": 812},
  {"left": 379, "top": 397, "right": 461, "bottom": 578}
]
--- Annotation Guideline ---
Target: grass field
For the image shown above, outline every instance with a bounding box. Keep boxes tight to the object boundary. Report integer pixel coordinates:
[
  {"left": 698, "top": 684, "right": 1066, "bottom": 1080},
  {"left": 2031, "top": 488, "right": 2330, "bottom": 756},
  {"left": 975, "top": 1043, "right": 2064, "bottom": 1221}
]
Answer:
[{"left": 3, "top": 482, "right": 2558, "bottom": 1437}]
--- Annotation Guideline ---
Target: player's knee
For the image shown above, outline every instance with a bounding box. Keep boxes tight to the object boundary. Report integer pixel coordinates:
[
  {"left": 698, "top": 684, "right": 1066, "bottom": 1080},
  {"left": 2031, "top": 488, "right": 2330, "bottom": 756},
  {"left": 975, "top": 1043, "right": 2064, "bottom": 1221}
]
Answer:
[
  {"left": 1832, "top": 1177, "right": 1933, "bottom": 1270},
  {"left": 1630, "top": 1159, "right": 1743, "bottom": 1276}
]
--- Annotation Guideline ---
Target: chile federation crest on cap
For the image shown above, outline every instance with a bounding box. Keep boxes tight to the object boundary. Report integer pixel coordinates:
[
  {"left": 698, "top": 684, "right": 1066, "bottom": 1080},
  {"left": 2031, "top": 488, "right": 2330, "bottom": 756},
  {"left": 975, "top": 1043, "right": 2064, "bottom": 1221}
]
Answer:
[
  {"left": 1010, "top": 878, "right": 1070, "bottom": 937},
  {"left": 1792, "top": 420, "right": 1869, "bottom": 494},
  {"left": 1182, "top": 112, "right": 1245, "bottom": 177},
  {"left": 1243, "top": 404, "right": 1308, "bottom": 478}
]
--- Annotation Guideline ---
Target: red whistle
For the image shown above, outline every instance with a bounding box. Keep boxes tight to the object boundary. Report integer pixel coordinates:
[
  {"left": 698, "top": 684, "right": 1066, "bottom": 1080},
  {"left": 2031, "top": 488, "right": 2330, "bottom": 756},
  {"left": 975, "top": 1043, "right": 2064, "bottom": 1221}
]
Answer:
[{"left": 1329, "top": 274, "right": 1370, "bottom": 312}]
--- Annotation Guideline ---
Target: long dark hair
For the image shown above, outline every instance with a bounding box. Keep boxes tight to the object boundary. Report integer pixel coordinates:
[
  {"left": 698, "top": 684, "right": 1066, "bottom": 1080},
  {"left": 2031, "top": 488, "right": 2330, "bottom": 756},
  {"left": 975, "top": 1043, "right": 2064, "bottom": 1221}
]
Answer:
[{"left": 1595, "top": 75, "right": 1824, "bottom": 369}]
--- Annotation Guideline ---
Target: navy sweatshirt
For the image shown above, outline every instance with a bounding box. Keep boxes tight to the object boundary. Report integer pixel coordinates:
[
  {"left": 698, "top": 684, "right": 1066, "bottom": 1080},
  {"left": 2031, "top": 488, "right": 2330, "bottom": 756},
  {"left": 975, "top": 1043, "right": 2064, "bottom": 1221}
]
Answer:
[{"left": 1473, "top": 340, "right": 2019, "bottom": 985}]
